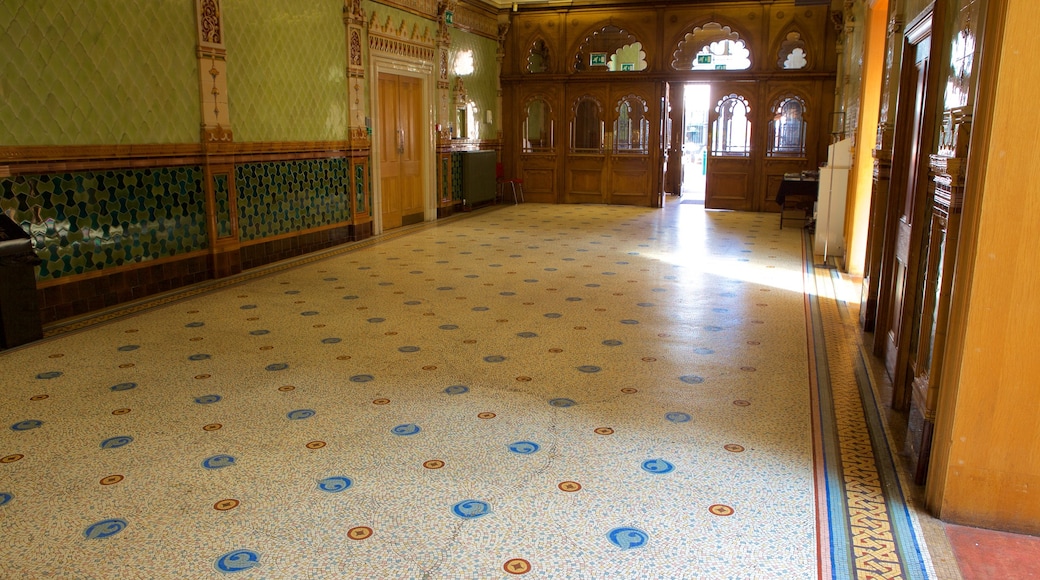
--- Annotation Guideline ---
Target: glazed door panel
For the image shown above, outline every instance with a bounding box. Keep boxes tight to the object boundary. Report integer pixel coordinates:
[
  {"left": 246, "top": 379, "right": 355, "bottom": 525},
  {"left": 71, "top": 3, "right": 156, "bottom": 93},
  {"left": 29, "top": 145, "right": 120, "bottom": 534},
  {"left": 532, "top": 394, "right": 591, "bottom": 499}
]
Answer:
[
  {"left": 705, "top": 84, "right": 755, "bottom": 210},
  {"left": 378, "top": 73, "right": 424, "bottom": 230}
]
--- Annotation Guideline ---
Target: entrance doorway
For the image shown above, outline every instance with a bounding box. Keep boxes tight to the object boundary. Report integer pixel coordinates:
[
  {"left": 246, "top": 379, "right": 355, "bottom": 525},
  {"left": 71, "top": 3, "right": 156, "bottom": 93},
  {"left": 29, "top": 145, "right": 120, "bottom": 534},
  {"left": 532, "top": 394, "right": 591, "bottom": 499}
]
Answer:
[
  {"left": 681, "top": 83, "right": 711, "bottom": 202},
  {"left": 377, "top": 72, "right": 425, "bottom": 231}
]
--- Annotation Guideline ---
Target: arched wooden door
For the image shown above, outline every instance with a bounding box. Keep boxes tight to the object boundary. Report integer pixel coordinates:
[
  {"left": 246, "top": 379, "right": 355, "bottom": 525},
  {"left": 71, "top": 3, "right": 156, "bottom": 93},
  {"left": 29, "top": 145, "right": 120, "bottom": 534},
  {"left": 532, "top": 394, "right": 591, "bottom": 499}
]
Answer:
[{"left": 705, "top": 85, "right": 755, "bottom": 210}]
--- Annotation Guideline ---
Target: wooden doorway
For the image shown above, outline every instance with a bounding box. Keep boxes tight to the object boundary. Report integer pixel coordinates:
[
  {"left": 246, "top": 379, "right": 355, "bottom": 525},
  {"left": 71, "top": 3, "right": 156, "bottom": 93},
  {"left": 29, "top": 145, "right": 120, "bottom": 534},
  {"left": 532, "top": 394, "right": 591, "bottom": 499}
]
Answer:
[
  {"left": 705, "top": 85, "right": 755, "bottom": 210},
  {"left": 879, "top": 13, "right": 936, "bottom": 410},
  {"left": 377, "top": 72, "right": 424, "bottom": 230}
]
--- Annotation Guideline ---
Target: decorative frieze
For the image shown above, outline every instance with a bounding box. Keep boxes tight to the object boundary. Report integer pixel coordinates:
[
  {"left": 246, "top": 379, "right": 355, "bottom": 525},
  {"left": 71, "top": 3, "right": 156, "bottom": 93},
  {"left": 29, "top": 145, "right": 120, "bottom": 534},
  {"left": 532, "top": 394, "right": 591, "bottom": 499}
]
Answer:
[{"left": 377, "top": 0, "right": 438, "bottom": 21}]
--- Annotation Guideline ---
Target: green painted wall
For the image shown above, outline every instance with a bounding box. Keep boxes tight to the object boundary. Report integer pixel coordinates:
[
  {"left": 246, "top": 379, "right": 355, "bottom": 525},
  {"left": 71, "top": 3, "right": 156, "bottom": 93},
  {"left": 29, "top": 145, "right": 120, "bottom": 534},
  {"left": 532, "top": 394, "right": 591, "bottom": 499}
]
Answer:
[
  {"left": 451, "top": 28, "right": 500, "bottom": 140},
  {"left": 223, "top": 0, "right": 349, "bottom": 142},
  {"left": 0, "top": 0, "right": 200, "bottom": 146}
]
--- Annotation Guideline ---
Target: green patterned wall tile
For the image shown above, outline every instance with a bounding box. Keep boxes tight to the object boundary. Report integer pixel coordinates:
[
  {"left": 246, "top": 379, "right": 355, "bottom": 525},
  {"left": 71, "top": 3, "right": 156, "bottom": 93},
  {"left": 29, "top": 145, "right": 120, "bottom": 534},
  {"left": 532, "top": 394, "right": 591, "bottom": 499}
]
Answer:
[
  {"left": 235, "top": 159, "right": 351, "bottom": 240},
  {"left": 354, "top": 162, "right": 366, "bottom": 215},
  {"left": 0, "top": 167, "right": 207, "bottom": 280},
  {"left": 213, "top": 174, "right": 232, "bottom": 238},
  {"left": 450, "top": 28, "right": 500, "bottom": 140},
  {"left": 0, "top": 1, "right": 200, "bottom": 145},
  {"left": 223, "top": 1, "right": 349, "bottom": 142},
  {"left": 451, "top": 151, "right": 464, "bottom": 200}
]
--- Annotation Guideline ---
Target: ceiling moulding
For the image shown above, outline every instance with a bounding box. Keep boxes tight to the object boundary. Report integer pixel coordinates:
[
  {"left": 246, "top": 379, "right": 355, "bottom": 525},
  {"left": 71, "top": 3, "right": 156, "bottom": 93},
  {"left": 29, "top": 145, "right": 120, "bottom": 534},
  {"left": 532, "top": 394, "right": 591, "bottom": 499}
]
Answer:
[
  {"left": 373, "top": 0, "right": 438, "bottom": 21},
  {"left": 456, "top": 2, "right": 500, "bottom": 39},
  {"left": 484, "top": 0, "right": 834, "bottom": 11}
]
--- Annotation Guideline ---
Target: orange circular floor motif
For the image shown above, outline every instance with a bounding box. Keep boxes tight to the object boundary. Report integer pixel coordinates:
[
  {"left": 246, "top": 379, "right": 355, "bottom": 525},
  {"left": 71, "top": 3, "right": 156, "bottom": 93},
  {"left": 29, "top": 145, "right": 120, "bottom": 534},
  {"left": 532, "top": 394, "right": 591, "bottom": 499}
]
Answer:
[
  {"left": 125, "top": 329, "right": 139, "bottom": 333},
  {"left": 503, "top": 559, "right": 532, "bottom": 575},
  {"left": 30, "top": 394, "right": 49, "bottom": 401},
  {"left": 348, "top": 526, "right": 373, "bottom": 540},
  {"left": 724, "top": 444, "right": 745, "bottom": 453},
  {"left": 620, "top": 388, "right": 638, "bottom": 394},
  {"left": 477, "top": 412, "right": 497, "bottom": 419},
  {"left": 642, "top": 357, "right": 657, "bottom": 362},
  {"left": 463, "top": 339, "right": 477, "bottom": 344},
  {"left": 573, "top": 326, "right": 587, "bottom": 330},
  {"left": 747, "top": 341, "right": 761, "bottom": 346},
  {"left": 557, "top": 481, "right": 582, "bottom": 492},
  {"left": 306, "top": 441, "right": 326, "bottom": 450},
  {"left": 336, "top": 355, "right": 352, "bottom": 361},
  {"left": 548, "top": 348, "right": 563, "bottom": 353},
  {"left": 422, "top": 366, "right": 438, "bottom": 371},
  {"left": 423, "top": 460, "right": 445, "bottom": 469},
  {"left": 100, "top": 475, "right": 124, "bottom": 485},
  {"left": 709, "top": 504, "right": 735, "bottom": 516},
  {"left": 246, "top": 317, "right": 259, "bottom": 321},
  {"left": 385, "top": 331, "right": 399, "bottom": 336},
  {"left": 740, "top": 366, "right": 756, "bottom": 372},
  {"left": 594, "top": 427, "right": 614, "bottom": 435},
  {"left": 1, "top": 454, "right": 24, "bottom": 463},
  {"left": 118, "top": 363, "right": 135, "bottom": 369},
  {"left": 516, "top": 376, "right": 532, "bottom": 382},
  {"left": 259, "top": 346, "right": 274, "bottom": 351},
  {"left": 190, "top": 337, "right": 204, "bottom": 342},
  {"left": 312, "top": 324, "right": 325, "bottom": 328},
  {"left": 278, "top": 385, "right": 296, "bottom": 392},
  {"left": 203, "top": 424, "right": 222, "bottom": 432},
  {"left": 195, "top": 374, "right": 211, "bottom": 380},
  {"left": 372, "top": 399, "right": 391, "bottom": 405},
  {"left": 112, "top": 408, "right": 131, "bottom": 415},
  {"left": 214, "top": 498, "right": 240, "bottom": 511},
  {"left": 48, "top": 353, "right": 64, "bottom": 358},
  {"left": 733, "top": 400, "right": 751, "bottom": 407}
]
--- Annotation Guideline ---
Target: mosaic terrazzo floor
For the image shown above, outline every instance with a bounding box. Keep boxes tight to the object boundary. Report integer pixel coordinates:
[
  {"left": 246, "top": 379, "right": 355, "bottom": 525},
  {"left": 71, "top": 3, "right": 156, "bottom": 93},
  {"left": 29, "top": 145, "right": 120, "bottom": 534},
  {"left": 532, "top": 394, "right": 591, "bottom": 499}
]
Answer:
[{"left": 1, "top": 202, "right": 938, "bottom": 579}]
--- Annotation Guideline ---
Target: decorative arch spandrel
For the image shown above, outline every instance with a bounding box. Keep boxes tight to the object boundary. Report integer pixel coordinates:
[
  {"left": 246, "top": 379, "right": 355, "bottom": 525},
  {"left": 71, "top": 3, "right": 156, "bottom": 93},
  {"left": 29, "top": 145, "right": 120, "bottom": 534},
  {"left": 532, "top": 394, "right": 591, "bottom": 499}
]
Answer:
[{"left": 672, "top": 22, "right": 753, "bottom": 71}]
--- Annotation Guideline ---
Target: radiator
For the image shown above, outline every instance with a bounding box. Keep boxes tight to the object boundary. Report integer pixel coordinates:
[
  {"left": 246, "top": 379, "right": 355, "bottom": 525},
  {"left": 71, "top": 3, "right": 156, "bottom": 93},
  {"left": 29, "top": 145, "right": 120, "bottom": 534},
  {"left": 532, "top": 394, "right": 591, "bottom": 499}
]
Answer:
[{"left": 460, "top": 150, "right": 497, "bottom": 207}]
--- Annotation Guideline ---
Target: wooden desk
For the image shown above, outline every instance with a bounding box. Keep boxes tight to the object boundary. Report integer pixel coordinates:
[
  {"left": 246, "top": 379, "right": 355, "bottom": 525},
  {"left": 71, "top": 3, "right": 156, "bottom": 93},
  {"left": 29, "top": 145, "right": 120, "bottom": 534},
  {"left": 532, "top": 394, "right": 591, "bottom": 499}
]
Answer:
[{"left": 776, "top": 179, "right": 818, "bottom": 229}]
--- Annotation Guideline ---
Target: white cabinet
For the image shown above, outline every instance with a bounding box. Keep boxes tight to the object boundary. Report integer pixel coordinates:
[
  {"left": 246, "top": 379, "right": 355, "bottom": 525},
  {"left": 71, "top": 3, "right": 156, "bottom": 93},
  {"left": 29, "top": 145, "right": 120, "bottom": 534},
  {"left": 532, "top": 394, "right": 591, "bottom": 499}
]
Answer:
[{"left": 814, "top": 139, "right": 852, "bottom": 258}]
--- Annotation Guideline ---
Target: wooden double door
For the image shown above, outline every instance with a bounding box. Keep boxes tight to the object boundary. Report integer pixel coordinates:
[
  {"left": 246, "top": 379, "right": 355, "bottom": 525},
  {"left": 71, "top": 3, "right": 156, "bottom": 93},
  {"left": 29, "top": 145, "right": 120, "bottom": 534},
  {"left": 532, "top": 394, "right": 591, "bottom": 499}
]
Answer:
[{"left": 378, "top": 73, "right": 424, "bottom": 230}]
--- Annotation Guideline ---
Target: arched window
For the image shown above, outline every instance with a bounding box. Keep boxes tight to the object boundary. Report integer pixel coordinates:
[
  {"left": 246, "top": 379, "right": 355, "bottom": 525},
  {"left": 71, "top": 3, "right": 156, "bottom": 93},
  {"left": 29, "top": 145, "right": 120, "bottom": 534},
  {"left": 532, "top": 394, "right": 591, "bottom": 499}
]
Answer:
[
  {"left": 711, "top": 94, "right": 751, "bottom": 156},
  {"left": 571, "top": 97, "right": 603, "bottom": 152},
  {"left": 767, "top": 96, "right": 807, "bottom": 157},
  {"left": 672, "top": 23, "right": 751, "bottom": 71},
  {"left": 614, "top": 95, "right": 649, "bottom": 153},
  {"left": 523, "top": 98, "right": 553, "bottom": 151},
  {"left": 777, "top": 32, "right": 808, "bottom": 70},
  {"left": 574, "top": 25, "right": 648, "bottom": 72},
  {"left": 527, "top": 39, "right": 550, "bottom": 73}
]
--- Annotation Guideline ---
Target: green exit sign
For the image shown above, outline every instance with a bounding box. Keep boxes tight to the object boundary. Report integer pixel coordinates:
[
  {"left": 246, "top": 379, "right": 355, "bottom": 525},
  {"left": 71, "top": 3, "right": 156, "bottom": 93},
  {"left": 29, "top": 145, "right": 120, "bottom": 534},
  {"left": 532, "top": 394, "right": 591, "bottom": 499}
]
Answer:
[{"left": 445, "top": 10, "right": 454, "bottom": 24}]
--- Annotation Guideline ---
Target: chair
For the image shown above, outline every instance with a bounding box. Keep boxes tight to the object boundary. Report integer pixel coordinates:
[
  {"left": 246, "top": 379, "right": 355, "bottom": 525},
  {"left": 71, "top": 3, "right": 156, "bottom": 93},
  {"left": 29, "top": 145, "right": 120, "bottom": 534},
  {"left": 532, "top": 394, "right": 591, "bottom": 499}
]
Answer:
[{"left": 496, "top": 162, "right": 524, "bottom": 204}]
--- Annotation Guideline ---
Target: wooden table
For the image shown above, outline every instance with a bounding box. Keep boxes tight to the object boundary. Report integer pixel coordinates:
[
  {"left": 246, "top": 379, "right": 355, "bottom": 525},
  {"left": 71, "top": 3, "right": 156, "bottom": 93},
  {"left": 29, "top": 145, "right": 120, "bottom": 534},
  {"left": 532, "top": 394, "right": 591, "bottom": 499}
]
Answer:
[{"left": 775, "top": 179, "right": 818, "bottom": 229}]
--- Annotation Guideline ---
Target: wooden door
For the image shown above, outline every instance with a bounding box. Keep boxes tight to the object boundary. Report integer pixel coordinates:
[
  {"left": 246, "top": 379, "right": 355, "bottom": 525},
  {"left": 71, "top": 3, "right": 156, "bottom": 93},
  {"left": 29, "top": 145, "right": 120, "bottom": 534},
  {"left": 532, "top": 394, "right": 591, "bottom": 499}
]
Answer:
[
  {"left": 705, "top": 85, "right": 755, "bottom": 210},
  {"left": 881, "top": 18, "right": 933, "bottom": 409},
  {"left": 378, "top": 73, "right": 424, "bottom": 230},
  {"left": 564, "top": 85, "right": 608, "bottom": 204}
]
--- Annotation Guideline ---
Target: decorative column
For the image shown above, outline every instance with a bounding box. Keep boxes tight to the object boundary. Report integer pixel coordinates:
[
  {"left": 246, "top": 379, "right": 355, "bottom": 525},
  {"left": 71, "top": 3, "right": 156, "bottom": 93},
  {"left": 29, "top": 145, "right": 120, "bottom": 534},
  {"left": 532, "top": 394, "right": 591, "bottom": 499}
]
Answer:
[
  {"left": 436, "top": 0, "right": 457, "bottom": 216},
  {"left": 194, "top": 0, "right": 240, "bottom": 277},
  {"left": 345, "top": 0, "right": 373, "bottom": 240}
]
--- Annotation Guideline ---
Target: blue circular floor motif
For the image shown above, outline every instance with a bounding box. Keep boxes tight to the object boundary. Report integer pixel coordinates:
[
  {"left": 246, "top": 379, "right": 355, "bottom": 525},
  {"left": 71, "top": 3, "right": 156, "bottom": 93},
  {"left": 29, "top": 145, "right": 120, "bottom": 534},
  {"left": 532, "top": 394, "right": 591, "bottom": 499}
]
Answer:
[
  {"left": 343, "top": 295, "right": 360, "bottom": 300},
  {"left": 350, "top": 374, "right": 374, "bottom": 383},
  {"left": 392, "top": 423, "right": 421, "bottom": 436},
  {"left": 439, "top": 324, "right": 459, "bottom": 330},
  {"left": 0, "top": 492, "right": 12, "bottom": 506},
  {"left": 577, "top": 365, "right": 601, "bottom": 373},
  {"left": 10, "top": 420, "right": 42, "bottom": 431},
  {"left": 249, "top": 330, "right": 270, "bottom": 336},
  {"left": 378, "top": 282, "right": 394, "bottom": 286},
  {"left": 601, "top": 272, "right": 616, "bottom": 276},
  {"left": 693, "top": 348, "right": 714, "bottom": 355},
  {"left": 585, "top": 284, "right": 600, "bottom": 288},
  {"left": 404, "top": 301, "right": 422, "bottom": 305},
  {"left": 499, "top": 292, "right": 516, "bottom": 296},
  {"left": 100, "top": 436, "right": 133, "bottom": 449},
  {"left": 240, "top": 304, "right": 257, "bottom": 310},
  {"left": 565, "top": 297, "right": 582, "bottom": 302},
  {"left": 409, "top": 271, "right": 423, "bottom": 275},
  {"left": 483, "top": 355, "right": 506, "bottom": 363},
  {"left": 444, "top": 385, "right": 469, "bottom": 395},
  {"left": 202, "top": 454, "right": 236, "bottom": 469},
  {"left": 357, "top": 266, "right": 371, "bottom": 270},
  {"left": 117, "top": 345, "right": 139, "bottom": 352},
  {"left": 436, "top": 286, "right": 454, "bottom": 291},
  {"left": 185, "top": 322, "right": 204, "bottom": 328},
  {"left": 543, "top": 313, "right": 562, "bottom": 319},
  {"left": 317, "top": 476, "right": 353, "bottom": 493},
  {"left": 195, "top": 395, "right": 221, "bottom": 404},
  {"left": 712, "top": 308, "right": 729, "bottom": 313},
  {"left": 651, "top": 288, "right": 667, "bottom": 293},
  {"left": 616, "top": 261, "right": 629, "bottom": 265},
  {"left": 215, "top": 549, "right": 260, "bottom": 573},
  {"left": 36, "top": 371, "right": 62, "bottom": 379},
  {"left": 516, "top": 332, "right": 538, "bottom": 338},
  {"left": 523, "top": 279, "right": 539, "bottom": 283},
  {"left": 189, "top": 354, "right": 211, "bottom": 361},
  {"left": 300, "top": 311, "right": 319, "bottom": 316},
  {"left": 680, "top": 375, "right": 705, "bottom": 385},
  {"left": 641, "top": 459, "right": 675, "bottom": 474},
  {"left": 607, "top": 527, "right": 649, "bottom": 550},
  {"left": 666, "top": 412, "right": 692, "bottom": 423},
  {"left": 367, "top": 318, "right": 385, "bottom": 323},
  {"left": 636, "top": 303, "right": 654, "bottom": 307},
  {"left": 287, "top": 409, "right": 315, "bottom": 420},
  {"left": 398, "top": 346, "right": 420, "bottom": 353},
  {"left": 266, "top": 363, "right": 289, "bottom": 371},
  {"left": 738, "top": 258, "right": 750, "bottom": 262},
  {"left": 323, "top": 277, "right": 338, "bottom": 282},
  {"left": 487, "top": 265, "right": 501, "bottom": 268},
  {"left": 84, "top": 518, "right": 128, "bottom": 539},
  {"left": 602, "top": 340, "right": 623, "bottom": 347},
  {"left": 704, "top": 325, "right": 724, "bottom": 332},
  {"left": 451, "top": 500, "right": 491, "bottom": 519},
  {"left": 111, "top": 382, "right": 138, "bottom": 392},
  {"left": 719, "top": 292, "right": 737, "bottom": 298},
  {"left": 321, "top": 338, "right": 342, "bottom": 344},
  {"left": 620, "top": 319, "right": 639, "bottom": 325},
  {"left": 549, "top": 398, "right": 577, "bottom": 408},
  {"left": 544, "top": 268, "right": 557, "bottom": 272},
  {"left": 472, "top": 307, "right": 489, "bottom": 311},
  {"left": 508, "top": 441, "right": 540, "bottom": 455},
  {"left": 284, "top": 290, "right": 300, "bottom": 294}
]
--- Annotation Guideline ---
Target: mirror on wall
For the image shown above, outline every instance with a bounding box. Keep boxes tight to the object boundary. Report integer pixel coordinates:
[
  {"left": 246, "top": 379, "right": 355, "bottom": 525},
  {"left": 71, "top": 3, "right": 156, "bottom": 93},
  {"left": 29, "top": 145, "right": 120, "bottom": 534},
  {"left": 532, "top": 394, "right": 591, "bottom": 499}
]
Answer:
[
  {"left": 527, "top": 39, "right": 549, "bottom": 73},
  {"left": 571, "top": 97, "right": 603, "bottom": 152},
  {"left": 614, "top": 95, "right": 649, "bottom": 153},
  {"left": 524, "top": 98, "right": 553, "bottom": 151},
  {"left": 573, "top": 25, "right": 647, "bottom": 72}
]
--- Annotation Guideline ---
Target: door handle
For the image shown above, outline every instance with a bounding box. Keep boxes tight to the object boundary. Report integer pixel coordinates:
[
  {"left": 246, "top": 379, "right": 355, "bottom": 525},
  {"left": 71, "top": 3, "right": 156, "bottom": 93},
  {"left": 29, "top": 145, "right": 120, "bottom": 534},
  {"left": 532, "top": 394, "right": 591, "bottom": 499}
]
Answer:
[{"left": 397, "top": 129, "right": 405, "bottom": 154}]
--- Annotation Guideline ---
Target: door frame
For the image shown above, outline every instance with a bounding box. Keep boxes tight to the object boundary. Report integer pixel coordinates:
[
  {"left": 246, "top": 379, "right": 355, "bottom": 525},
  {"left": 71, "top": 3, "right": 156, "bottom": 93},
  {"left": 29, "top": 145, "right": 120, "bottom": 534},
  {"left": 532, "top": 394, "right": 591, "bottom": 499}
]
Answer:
[{"left": 370, "top": 53, "right": 436, "bottom": 235}]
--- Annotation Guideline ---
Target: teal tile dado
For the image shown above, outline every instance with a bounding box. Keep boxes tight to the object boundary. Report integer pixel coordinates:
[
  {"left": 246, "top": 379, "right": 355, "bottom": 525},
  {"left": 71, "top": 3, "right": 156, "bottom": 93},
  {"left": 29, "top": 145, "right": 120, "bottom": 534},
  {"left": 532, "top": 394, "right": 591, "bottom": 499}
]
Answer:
[
  {"left": 0, "top": 167, "right": 207, "bottom": 280},
  {"left": 235, "top": 159, "right": 351, "bottom": 241}
]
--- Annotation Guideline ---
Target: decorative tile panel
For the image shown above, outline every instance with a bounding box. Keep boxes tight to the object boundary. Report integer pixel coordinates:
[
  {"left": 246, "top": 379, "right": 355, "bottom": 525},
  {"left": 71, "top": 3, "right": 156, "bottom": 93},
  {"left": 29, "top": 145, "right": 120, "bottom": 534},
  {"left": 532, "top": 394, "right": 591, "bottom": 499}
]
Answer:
[
  {"left": 213, "top": 173, "right": 232, "bottom": 238},
  {"left": 222, "top": 0, "right": 348, "bottom": 142},
  {"left": 0, "top": 167, "right": 207, "bottom": 280},
  {"left": 0, "top": 1, "right": 200, "bottom": 145},
  {"left": 235, "top": 159, "right": 351, "bottom": 241}
]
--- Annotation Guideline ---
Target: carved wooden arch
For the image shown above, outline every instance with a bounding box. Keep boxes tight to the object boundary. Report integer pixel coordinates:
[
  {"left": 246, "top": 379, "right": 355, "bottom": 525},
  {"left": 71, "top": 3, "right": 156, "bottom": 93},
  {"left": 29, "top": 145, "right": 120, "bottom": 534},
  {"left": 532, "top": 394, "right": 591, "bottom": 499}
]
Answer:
[
  {"left": 570, "top": 94, "right": 605, "bottom": 151},
  {"left": 765, "top": 91, "right": 809, "bottom": 157},
  {"left": 525, "top": 37, "right": 552, "bottom": 74},
  {"left": 771, "top": 26, "right": 814, "bottom": 70},
  {"left": 522, "top": 93, "right": 556, "bottom": 150},
  {"left": 670, "top": 21, "right": 755, "bottom": 70},
  {"left": 569, "top": 22, "right": 649, "bottom": 73},
  {"left": 766, "top": 90, "right": 810, "bottom": 116},
  {"left": 523, "top": 93, "right": 556, "bottom": 117},
  {"left": 570, "top": 94, "right": 604, "bottom": 117},
  {"left": 614, "top": 93, "right": 649, "bottom": 118}
]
